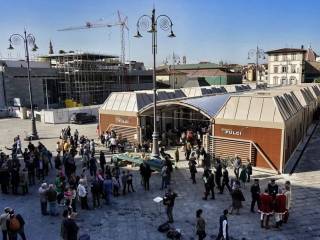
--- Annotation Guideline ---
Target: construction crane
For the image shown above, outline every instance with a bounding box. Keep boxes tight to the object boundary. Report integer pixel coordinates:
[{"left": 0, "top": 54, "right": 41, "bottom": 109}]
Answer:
[{"left": 58, "top": 10, "right": 129, "bottom": 64}]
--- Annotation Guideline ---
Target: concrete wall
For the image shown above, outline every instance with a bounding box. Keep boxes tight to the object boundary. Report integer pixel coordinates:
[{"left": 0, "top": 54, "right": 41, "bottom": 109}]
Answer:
[
  {"left": 41, "top": 105, "right": 100, "bottom": 124},
  {"left": 3, "top": 75, "right": 45, "bottom": 108}
]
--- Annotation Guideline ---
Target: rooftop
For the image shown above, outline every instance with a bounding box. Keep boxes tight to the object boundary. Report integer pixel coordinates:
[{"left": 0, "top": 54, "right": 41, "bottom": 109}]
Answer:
[
  {"left": 265, "top": 48, "right": 307, "bottom": 54},
  {"left": 157, "top": 62, "right": 222, "bottom": 71},
  {"left": 39, "top": 52, "right": 118, "bottom": 60}
]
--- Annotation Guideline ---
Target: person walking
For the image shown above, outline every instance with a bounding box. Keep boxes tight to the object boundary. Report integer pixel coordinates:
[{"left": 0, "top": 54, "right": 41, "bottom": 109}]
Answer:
[
  {"left": 216, "top": 209, "right": 229, "bottom": 240},
  {"left": 140, "top": 161, "right": 151, "bottom": 191},
  {"left": 250, "top": 179, "right": 261, "bottom": 213},
  {"left": 220, "top": 167, "right": 231, "bottom": 194},
  {"left": 77, "top": 180, "right": 89, "bottom": 210},
  {"left": 283, "top": 181, "right": 291, "bottom": 223},
  {"left": 203, "top": 169, "right": 215, "bottom": 200},
  {"left": 0, "top": 207, "right": 11, "bottom": 240},
  {"left": 239, "top": 165, "right": 247, "bottom": 188},
  {"left": 126, "top": 170, "right": 135, "bottom": 193},
  {"left": 233, "top": 156, "right": 241, "bottom": 180},
  {"left": 112, "top": 175, "right": 120, "bottom": 197},
  {"left": 60, "top": 210, "right": 79, "bottom": 240},
  {"left": 91, "top": 178, "right": 101, "bottom": 208},
  {"left": 163, "top": 188, "right": 178, "bottom": 223},
  {"left": 246, "top": 162, "right": 252, "bottom": 182},
  {"left": 89, "top": 156, "right": 97, "bottom": 177},
  {"left": 196, "top": 209, "right": 206, "bottom": 240},
  {"left": 39, "top": 183, "right": 48, "bottom": 216},
  {"left": 189, "top": 158, "right": 197, "bottom": 184},
  {"left": 230, "top": 185, "right": 245, "bottom": 215},
  {"left": 161, "top": 165, "right": 169, "bottom": 190},
  {"left": 121, "top": 171, "right": 128, "bottom": 195},
  {"left": 174, "top": 147, "right": 179, "bottom": 169},
  {"left": 99, "top": 151, "right": 106, "bottom": 175},
  {"left": 215, "top": 160, "right": 222, "bottom": 191}
]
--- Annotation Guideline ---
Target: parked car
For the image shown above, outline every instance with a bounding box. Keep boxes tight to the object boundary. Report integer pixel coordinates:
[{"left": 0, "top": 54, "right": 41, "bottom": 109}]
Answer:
[{"left": 70, "top": 113, "right": 96, "bottom": 124}]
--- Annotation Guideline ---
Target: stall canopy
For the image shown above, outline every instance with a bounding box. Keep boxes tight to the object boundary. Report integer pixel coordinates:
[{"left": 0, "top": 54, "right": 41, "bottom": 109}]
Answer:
[
  {"left": 215, "top": 91, "right": 304, "bottom": 129},
  {"left": 100, "top": 89, "right": 187, "bottom": 115}
]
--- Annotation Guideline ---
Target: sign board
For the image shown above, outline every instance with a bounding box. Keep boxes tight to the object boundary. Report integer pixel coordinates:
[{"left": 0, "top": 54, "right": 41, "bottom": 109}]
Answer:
[
  {"left": 115, "top": 116, "right": 129, "bottom": 125},
  {"left": 221, "top": 128, "right": 242, "bottom": 136}
]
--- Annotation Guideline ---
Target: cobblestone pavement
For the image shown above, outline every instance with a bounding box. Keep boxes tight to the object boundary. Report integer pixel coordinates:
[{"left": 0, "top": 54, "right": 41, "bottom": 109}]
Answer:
[{"left": 0, "top": 118, "right": 320, "bottom": 240}]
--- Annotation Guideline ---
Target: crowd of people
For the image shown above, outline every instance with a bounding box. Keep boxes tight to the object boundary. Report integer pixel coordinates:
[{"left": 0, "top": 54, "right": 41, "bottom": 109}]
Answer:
[
  {"left": 190, "top": 164, "right": 292, "bottom": 239},
  {"left": 0, "top": 124, "right": 294, "bottom": 240}
]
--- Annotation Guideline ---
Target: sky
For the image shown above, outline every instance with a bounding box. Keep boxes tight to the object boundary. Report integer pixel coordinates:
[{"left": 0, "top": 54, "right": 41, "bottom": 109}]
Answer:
[{"left": 0, "top": 0, "right": 319, "bottom": 67}]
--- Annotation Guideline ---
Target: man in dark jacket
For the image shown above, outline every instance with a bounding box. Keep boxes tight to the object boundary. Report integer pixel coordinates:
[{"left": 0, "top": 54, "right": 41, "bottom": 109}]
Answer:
[
  {"left": 46, "top": 184, "right": 58, "bottom": 216},
  {"left": 215, "top": 160, "right": 222, "bottom": 191},
  {"left": 163, "top": 188, "right": 178, "bottom": 223},
  {"left": 99, "top": 151, "right": 106, "bottom": 175},
  {"left": 0, "top": 168, "right": 10, "bottom": 194},
  {"left": 140, "top": 161, "right": 151, "bottom": 191},
  {"left": 220, "top": 167, "right": 231, "bottom": 194},
  {"left": 268, "top": 179, "right": 279, "bottom": 197},
  {"left": 216, "top": 209, "right": 229, "bottom": 240},
  {"left": 61, "top": 209, "right": 79, "bottom": 240},
  {"left": 203, "top": 169, "right": 215, "bottom": 200},
  {"left": 250, "top": 179, "right": 261, "bottom": 213}
]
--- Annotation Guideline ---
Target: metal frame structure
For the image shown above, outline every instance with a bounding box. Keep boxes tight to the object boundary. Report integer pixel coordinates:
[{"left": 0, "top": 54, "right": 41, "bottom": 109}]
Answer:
[{"left": 248, "top": 45, "right": 265, "bottom": 87}]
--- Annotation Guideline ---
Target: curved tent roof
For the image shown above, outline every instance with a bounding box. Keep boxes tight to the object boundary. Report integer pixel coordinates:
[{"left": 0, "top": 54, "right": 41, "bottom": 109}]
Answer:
[
  {"left": 100, "top": 89, "right": 187, "bottom": 115},
  {"left": 181, "top": 94, "right": 230, "bottom": 118}
]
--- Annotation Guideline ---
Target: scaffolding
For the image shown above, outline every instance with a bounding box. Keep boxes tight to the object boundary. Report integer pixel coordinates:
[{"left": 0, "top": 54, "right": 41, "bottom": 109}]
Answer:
[{"left": 40, "top": 52, "right": 125, "bottom": 105}]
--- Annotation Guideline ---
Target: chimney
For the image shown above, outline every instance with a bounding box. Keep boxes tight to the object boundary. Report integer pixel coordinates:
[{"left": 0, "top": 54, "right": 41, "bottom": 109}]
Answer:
[{"left": 301, "top": 45, "right": 304, "bottom": 49}]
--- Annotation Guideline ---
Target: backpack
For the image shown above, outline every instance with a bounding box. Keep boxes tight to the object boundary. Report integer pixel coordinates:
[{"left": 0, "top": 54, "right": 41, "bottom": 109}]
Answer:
[
  {"left": 9, "top": 216, "right": 21, "bottom": 231},
  {"left": 167, "top": 229, "right": 181, "bottom": 239},
  {"left": 158, "top": 222, "right": 170, "bottom": 233}
]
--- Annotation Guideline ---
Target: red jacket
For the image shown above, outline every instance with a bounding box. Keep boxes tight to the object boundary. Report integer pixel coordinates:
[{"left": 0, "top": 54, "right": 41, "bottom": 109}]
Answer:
[
  {"left": 274, "top": 194, "right": 287, "bottom": 213},
  {"left": 259, "top": 193, "right": 273, "bottom": 214}
]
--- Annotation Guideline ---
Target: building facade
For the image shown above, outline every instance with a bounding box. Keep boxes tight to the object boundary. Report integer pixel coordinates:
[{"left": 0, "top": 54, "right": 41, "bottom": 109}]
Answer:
[
  {"left": 0, "top": 60, "right": 58, "bottom": 109},
  {"left": 266, "top": 48, "right": 307, "bottom": 85},
  {"left": 157, "top": 63, "right": 242, "bottom": 88}
]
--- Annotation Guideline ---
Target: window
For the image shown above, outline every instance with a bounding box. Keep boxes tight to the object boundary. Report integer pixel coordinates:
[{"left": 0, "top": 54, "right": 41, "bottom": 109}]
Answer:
[
  {"left": 292, "top": 54, "right": 296, "bottom": 60},
  {"left": 289, "top": 77, "right": 297, "bottom": 84},
  {"left": 273, "top": 76, "right": 279, "bottom": 84},
  {"left": 282, "top": 54, "right": 287, "bottom": 61},
  {"left": 274, "top": 55, "right": 278, "bottom": 61},
  {"left": 273, "top": 66, "right": 278, "bottom": 73},
  {"left": 282, "top": 66, "right": 287, "bottom": 73},
  {"left": 291, "top": 65, "right": 296, "bottom": 73},
  {"left": 281, "top": 77, "right": 287, "bottom": 85}
]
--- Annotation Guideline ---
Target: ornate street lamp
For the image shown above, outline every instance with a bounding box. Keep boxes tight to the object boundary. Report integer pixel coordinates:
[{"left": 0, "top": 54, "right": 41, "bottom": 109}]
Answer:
[
  {"left": 135, "top": 8, "right": 176, "bottom": 158},
  {"left": 8, "top": 29, "right": 39, "bottom": 140},
  {"left": 248, "top": 46, "right": 265, "bottom": 88}
]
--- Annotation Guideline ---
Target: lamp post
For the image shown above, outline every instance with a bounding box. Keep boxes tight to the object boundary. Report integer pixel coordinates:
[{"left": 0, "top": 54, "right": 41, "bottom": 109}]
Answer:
[
  {"left": 8, "top": 29, "right": 39, "bottom": 140},
  {"left": 248, "top": 45, "right": 265, "bottom": 88},
  {"left": 134, "top": 8, "right": 175, "bottom": 158}
]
